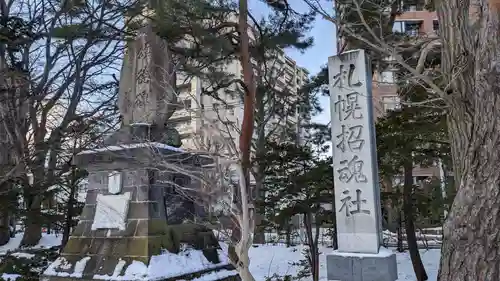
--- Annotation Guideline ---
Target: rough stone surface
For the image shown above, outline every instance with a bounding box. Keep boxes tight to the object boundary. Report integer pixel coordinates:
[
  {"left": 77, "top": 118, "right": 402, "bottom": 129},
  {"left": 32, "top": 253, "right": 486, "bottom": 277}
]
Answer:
[
  {"left": 326, "top": 252, "right": 397, "bottom": 281},
  {"left": 41, "top": 144, "right": 234, "bottom": 280}
]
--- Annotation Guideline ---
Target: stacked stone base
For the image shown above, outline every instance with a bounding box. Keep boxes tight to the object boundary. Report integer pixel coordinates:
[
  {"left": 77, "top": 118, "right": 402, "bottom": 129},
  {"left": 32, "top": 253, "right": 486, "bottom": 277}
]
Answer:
[
  {"left": 326, "top": 248, "right": 397, "bottom": 281},
  {"left": 41, "top": 223, "right": 240, "bottom": 281}
]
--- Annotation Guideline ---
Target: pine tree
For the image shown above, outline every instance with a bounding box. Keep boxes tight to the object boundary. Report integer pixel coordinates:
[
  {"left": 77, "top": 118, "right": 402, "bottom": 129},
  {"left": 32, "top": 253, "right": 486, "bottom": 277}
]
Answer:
[
  {"left": 260, "top": 132, "right": 333, "bottom": 281},
  {"left": 376, "top": 76, "right": 449, "bottom": 281}
]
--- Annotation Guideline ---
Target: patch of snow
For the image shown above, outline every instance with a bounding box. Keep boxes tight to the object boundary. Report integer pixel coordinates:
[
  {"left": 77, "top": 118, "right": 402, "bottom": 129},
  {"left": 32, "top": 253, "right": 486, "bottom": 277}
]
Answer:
[
  {"left": 77, "top": 142, "right": 183, "bottom": 155},
  {"left": 247, "top": 244, "right": 441, "bottom": 281},
  {"left": 92, "top": 246, "right": 231, "bottom": 280},
  {"left": 71, "top": 257, "right": 92, "bottom": 278},
  {"left": 113, "top": 259, "right": 127, "bottom": 277},
  {"left": 0, "top": 233, "right": 61, "bottom": 255},
  {"left": 43, "top": 256, "right": 91, "bottom": 278},
  {"left": 91, "top": 192, "right": 131, "bottom": 231},
  {"left": 1, "top": 273, "right": 21, "bottom": 281},
  {"left": 94, "top": 259, "right": 128, "bottom": 280},
  {"left": 10, "top": 252, "right": 35, "bottom": 259},
  {"left": 123, "top": 260, "right": 147, "bottom": 279},
  {"left": 191, "top": 270, "right": 239, "bottom": 281},
  {"left": 147, "top": 246, "right": 230, "bottom": 280},
  {"left": 43, "top": 257, "right": 72, "bottom": 276}
]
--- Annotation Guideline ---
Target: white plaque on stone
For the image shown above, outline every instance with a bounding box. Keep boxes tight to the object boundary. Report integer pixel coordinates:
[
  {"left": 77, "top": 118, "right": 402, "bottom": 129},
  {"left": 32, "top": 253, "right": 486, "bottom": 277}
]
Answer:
[
  {"left": 91, "top": 192, "right": 131, "bottom": 231},
  {"left": 329, "top": 49, "right": 382, "bottom": 254},
  {"left": 108, "top": 171, "right": 122, "bottom": 194}
]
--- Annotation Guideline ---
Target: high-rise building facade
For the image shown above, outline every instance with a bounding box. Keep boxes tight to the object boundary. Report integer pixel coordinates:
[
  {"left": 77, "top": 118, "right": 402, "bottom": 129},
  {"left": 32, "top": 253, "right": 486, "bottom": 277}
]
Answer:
[{"left": 168, "top": 52, "right": 309, "bottom": 153}]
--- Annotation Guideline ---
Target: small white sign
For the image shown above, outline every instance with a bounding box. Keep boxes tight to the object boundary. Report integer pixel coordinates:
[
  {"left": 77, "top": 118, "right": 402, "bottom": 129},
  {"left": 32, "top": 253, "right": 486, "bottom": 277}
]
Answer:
[
  {"left": 91, "top": 192, "right": 131, "bottom": 231},
  {"left": 108, "top": 171, "right": 122, "bottom": 194}
]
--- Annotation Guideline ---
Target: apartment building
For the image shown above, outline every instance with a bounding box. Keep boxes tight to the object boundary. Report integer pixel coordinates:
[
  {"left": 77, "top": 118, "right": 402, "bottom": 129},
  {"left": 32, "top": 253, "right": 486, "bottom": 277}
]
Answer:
[
  {"left": 337, "top": 1, "right": 447, "bottom": 185},
  {"left": 168, "top": 52, "right": 309, "bottom": 152}
]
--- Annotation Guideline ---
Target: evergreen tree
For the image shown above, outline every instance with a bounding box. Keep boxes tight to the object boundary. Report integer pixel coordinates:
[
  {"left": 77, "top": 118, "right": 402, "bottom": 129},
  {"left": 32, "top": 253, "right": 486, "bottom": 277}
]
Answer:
[
  {"left": 153, "top": 0, "right": 316, "bottom": 244},
  {"left": 376, "top": 77, "right": 449, "bottom": 281},
  {"left": 260, "top": 132, "right": 333, "bottom": 281}
]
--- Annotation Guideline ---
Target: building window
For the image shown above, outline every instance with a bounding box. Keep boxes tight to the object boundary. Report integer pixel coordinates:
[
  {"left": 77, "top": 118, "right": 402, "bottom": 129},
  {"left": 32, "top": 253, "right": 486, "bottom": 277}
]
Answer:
[
  {"left": 393, "top": 21, "right": 422, "bottom": 37},
  {"left": 433, "top": 20, "right": 439, "bottom": 33},
  {"left": 213, "top": 103, "right": 219, "bottom": 111},
  {"left": 183, "top": 99, "right": 192, "bottom": 109},
  {"left": 227, "top": 106, "right": 235, "bottom": 115},
  {"left": 382, "top": 96, "right": 401, "bottom": 111},
  {"left": 393, "top": 21, "right": 404, "bottom": 33},
  {"left": 403, "top": 0, "right": 425, "bottom": 11},
  {"left": 405, "top": 22, "right": 421, "bottom": 36},
  {"left": 380, "top": 71, "right": 395, "bottom": 83}
]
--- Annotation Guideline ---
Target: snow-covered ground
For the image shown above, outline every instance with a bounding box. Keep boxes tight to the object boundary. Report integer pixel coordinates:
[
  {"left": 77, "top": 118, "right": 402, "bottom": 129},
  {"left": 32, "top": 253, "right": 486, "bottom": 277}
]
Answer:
[
  {"left": 248, "top": 244, "right": 440, "bottom": 281},
  {"left": 0, "top": 233, "right": 441, "bottom": 281},
  {"left": 0, "top": 233, "right": 61, "bottom": 255}
]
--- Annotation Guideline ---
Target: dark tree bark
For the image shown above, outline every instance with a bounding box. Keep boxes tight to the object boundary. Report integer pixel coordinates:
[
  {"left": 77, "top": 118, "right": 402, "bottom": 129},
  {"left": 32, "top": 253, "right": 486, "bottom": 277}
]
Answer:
[
  {"left": 435, "top": 1, "right": 500, "bottom": 280},
  {"left": 403, "top": 158, "right": 428, "bottom": 281},
  {"left": 303, "top": 212, "right": 320, "bottom": 281},
  {"left": 396, "top": 211, "right": 404, "bottom": 252}
]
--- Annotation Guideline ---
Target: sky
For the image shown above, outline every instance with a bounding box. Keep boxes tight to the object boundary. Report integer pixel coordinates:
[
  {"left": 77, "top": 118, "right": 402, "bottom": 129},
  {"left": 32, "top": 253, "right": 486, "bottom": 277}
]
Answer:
[{"left": 249, "top": 0, "right": 336, "bottom": 126}]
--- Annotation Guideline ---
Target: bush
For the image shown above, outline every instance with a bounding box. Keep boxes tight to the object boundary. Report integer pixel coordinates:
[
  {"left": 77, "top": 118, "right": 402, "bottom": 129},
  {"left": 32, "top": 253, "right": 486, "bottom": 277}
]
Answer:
[{"left": 0, "top": 247, "right": 60, "bottom": 281}]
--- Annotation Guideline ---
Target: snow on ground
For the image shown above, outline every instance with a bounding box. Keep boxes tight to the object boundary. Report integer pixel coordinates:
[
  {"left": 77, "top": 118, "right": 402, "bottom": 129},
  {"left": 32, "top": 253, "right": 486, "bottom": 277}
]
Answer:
[
  {"left": 0, "top": 233, "right": 62, "bottom": 255},
  {"left": 245, "top": 244, "right": 441, "bottom": 281},
  {"left": 0, "top": 233, "right": 441, "bottom": 281}
]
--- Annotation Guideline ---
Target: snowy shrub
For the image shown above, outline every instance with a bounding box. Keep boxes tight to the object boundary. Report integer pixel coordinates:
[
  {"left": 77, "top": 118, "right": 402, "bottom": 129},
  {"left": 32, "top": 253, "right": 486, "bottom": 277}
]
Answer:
[
  {"left": 0, "top": 247, "right": 60, "bottom": 281},
  {"left": 264, "top": 273, "right": 293, "bottom": 281}
]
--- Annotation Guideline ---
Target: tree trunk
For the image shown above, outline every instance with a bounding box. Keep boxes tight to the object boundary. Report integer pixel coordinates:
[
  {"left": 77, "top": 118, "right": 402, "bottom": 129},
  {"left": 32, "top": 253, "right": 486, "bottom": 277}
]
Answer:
[
  {"left": 62, "top": 178, "right": 77, "bottom": 248},
  {"left": 396, "top": 211, "right": 404, "bottom": 252},
  {"left": 403, "top": 158, "right": 428, "bottom": 281},
  {"left": 285, "top": 222, "right": 291, "bottom": 247},
  {"left": 303, "top": 212, "right": 320, "bottom": 281},
  {"left": 383, "top": 177, "right": 398, "bottom": 232},
  {"left": 0, "top": 212, "right": 10, "bottom": 246},
  {"left": 21, "top": 193, "right": 42, "bottom": 247},
  {"left": 434, "top": 1, "right": 500, "bottom": 280},
  {"left": 252, "top": 75, "right": 266, "bottom": 245}
]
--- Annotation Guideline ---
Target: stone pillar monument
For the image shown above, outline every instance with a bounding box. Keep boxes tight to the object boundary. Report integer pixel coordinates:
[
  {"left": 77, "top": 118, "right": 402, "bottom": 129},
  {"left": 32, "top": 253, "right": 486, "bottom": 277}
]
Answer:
[
  {"left": 326, "top": 49, "right": 398, "bottom": 281},
  {"left": 40, "top": 7, "right": 239, "bottom": 281}
]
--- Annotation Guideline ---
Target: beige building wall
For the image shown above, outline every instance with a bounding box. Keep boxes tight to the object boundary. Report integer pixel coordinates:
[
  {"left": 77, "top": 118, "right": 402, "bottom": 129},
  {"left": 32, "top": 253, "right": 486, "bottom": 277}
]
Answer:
[{"left": 169, "top": 52, "right": 308, "bottom": 154}]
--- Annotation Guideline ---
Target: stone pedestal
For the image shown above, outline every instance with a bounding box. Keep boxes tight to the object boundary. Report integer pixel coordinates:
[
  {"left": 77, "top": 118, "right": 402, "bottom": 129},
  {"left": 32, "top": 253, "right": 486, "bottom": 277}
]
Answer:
[
  {"left": 41, "top": 125, "right": 239, "bottom": 281},
  {"left": 326, "top": 248, "right": 397, "bottom": 281}
]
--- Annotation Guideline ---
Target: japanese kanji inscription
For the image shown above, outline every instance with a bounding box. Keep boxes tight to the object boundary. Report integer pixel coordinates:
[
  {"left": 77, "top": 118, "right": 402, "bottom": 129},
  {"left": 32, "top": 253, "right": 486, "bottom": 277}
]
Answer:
[{"left": 329, "top": 49, "right": 383, "bottom": 254}]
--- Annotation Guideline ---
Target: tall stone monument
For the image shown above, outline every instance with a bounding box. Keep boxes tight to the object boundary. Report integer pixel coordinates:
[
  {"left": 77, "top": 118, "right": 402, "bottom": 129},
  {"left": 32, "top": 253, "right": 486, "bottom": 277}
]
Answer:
[
  {"left": 40, "top": 6, "right": 239, "bottom": 281},
  {"left": 326, "top": 49, "right": 398, "bottom": 281}
]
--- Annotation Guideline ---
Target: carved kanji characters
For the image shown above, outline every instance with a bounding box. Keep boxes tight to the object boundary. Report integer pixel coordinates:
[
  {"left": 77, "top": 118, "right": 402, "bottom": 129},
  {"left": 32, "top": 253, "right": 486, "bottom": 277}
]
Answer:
[
  {"left": 336, "top": 124, "right": 365, "bottom": 153},
  {"left": 338, "top": 189, "right": 371, "bottom": 217},
  {"left": 337, "top": 155, "right": 367, "bottom": 184}
]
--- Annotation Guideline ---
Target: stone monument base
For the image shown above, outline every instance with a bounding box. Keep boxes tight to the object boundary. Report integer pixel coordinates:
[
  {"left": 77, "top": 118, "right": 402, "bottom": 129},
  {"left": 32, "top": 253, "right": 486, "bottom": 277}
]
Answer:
[
  {"left": 41, "top": 223, "right": 241, "bottom": 281},
  {"left": 326, "top": 247, "right": 397, "bottom": 281}
]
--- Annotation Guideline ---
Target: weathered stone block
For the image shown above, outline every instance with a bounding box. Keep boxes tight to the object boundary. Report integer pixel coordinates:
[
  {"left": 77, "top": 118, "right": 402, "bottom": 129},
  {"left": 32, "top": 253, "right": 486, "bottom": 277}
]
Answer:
[
  {"left": 80, "top": 205, "right": 96, "bottom": 220},
  {"left": 63, "top": 237, "right": 92, "bottom": 255},
  {"left": 85, "top": 190, "right": 99, "bottom": 204},
  {"left": 135, "top": 220, "right": 149, "bottom": 236},
  {"left": 128, "top": 202, "right": 150, "bottom": 219},
  {"left": 136, "top": 185, "right": 150, "bottom": 201},
  {"left": 109, "top": 220, "right": 138, "bottom": 237},
  {"left": 89, "top": 171, "right": 108, "bottom": 187},
  {"left": 126, "top": 237, "right": 149, "bottom": 257},
  {"left": 123, "top": 170, "right": 148, "bottom": 187},
  {"left": 72, "top": 221, "right": 91, "bottom": 237},
  {"left": 326, "top": 249, "right": 397, "bottom": 281}
]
